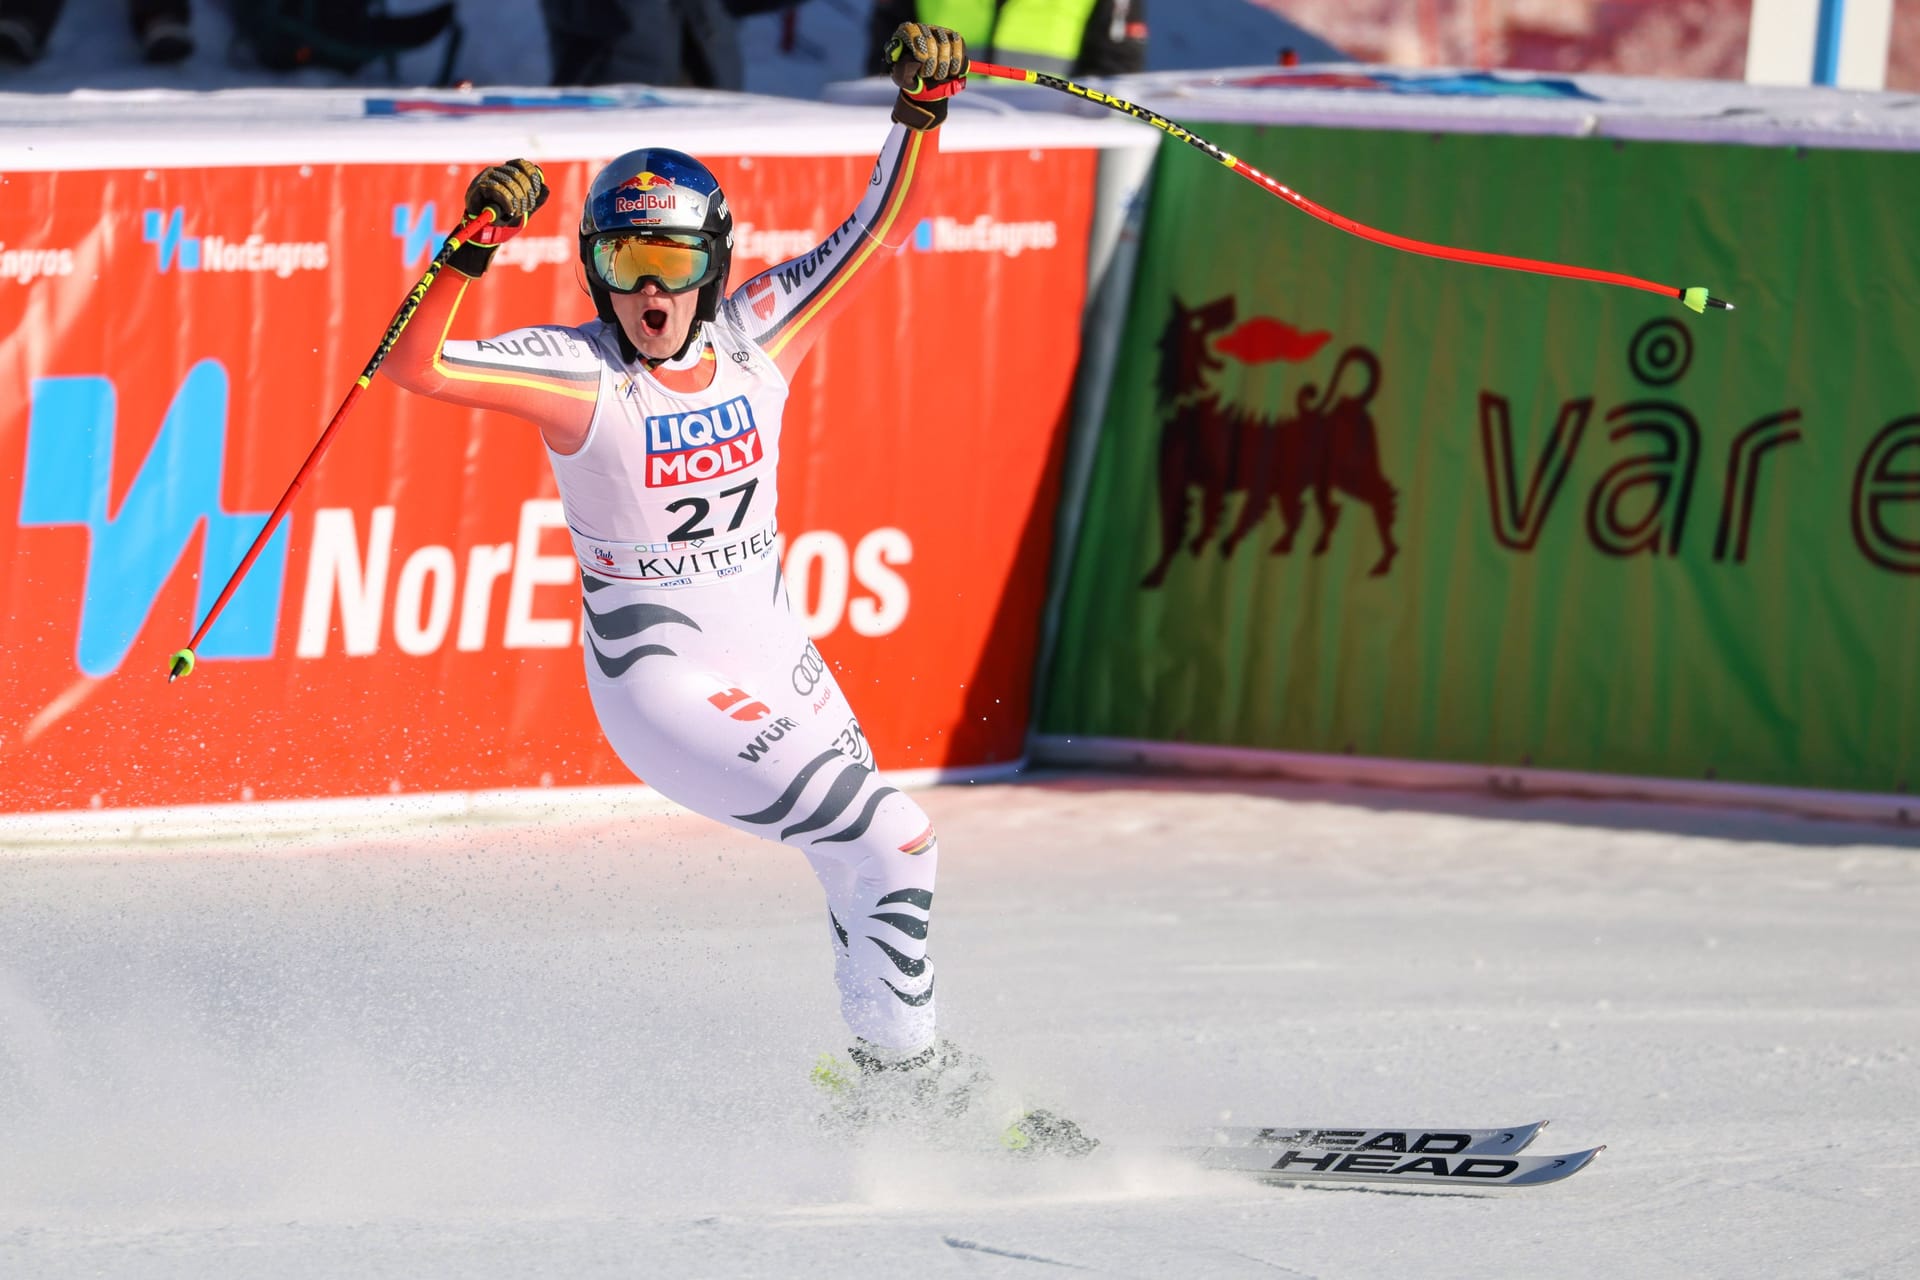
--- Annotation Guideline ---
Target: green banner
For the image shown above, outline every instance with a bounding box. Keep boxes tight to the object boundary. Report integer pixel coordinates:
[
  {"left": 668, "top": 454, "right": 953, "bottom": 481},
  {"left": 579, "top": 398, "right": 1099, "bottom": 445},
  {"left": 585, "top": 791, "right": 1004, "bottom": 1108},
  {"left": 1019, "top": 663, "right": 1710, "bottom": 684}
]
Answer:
[{"left": 1041, "top": 125, "right": 1920, "bottom": 794}]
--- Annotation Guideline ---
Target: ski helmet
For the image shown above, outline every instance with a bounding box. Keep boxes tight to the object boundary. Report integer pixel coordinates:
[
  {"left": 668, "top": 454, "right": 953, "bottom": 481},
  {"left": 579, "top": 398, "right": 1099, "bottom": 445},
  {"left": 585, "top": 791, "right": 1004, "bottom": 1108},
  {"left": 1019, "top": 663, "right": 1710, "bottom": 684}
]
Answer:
[{"left": 579, "top": 148, "right": 734, "bottom": 357}]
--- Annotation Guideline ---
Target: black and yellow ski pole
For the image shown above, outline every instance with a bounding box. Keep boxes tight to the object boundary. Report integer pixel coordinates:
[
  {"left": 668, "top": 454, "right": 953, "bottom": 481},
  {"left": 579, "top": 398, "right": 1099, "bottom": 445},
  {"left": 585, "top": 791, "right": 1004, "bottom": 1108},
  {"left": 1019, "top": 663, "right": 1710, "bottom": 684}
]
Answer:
[{"left": 969, "top": 60, "right": 1733, "bottom": 315}]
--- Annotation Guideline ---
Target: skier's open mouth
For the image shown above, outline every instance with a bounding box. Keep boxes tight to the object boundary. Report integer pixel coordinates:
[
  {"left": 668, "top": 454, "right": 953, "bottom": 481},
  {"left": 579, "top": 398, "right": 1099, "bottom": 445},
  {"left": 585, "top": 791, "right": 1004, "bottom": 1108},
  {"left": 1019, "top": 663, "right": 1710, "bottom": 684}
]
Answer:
[{"left": 640, "top": 307, "right": 670, "bottom": 337}]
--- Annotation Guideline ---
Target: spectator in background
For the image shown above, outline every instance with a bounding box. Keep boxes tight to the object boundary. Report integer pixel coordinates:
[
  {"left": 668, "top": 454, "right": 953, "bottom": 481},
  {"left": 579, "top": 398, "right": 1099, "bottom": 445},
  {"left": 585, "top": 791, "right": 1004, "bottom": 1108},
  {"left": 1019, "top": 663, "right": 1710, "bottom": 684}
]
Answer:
[
  {"left": 867, "top": 0, "right": 1144, "bottom": 78},
  {"left": 0, "top": 0, "right": 191, "bottom": 65},
  {"left": 228, "top": 0, "right": 459, "bottom": 82},
  {"left": 539, "top": 0, "right": 747, "bottom": 88}
]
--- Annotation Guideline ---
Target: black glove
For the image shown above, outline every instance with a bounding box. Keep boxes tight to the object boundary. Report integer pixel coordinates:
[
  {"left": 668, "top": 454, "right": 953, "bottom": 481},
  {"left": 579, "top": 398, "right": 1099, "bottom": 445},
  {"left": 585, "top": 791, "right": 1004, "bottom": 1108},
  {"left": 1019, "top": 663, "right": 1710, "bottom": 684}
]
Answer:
[
  {"left": 885, "top": 23, "right": 968, "bottom": 132},
  {"left": 448, "top": 159, "right": 549, "bottom": 278}
]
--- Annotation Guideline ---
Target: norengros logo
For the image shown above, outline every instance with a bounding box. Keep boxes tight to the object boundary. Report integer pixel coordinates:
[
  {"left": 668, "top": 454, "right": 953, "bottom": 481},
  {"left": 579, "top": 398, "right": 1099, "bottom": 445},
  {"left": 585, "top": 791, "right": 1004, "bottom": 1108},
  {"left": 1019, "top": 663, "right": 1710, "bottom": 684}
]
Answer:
[
  {"left": 0, "top": 243, "right": 76, "bottom": 284},
  {"left": 392, "top": 200, "right": 570, "bottom": 271},
  {"left": 143, "top": 207, "right": 329, "bottom": 277},
  {"left": 912, "top": 215, "right": 1057, "bottom": 257}
]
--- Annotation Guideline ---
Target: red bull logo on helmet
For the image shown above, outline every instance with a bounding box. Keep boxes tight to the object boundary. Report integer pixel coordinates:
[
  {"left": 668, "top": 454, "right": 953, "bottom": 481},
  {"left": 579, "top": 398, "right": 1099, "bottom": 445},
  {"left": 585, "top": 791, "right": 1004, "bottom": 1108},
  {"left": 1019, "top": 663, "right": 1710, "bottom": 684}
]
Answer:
[
  {"left": 612, "top": 171, "right": 681, "bottom": 216},
  {"left": 615, "top": 171, "right": 677, "bottom": 192}
]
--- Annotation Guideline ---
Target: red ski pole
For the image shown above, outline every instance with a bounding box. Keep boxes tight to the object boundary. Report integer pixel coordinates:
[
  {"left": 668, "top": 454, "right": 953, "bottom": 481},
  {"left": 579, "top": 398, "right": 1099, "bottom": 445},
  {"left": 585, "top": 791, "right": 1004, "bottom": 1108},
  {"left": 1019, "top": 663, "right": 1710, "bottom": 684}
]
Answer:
[
  {"left": 967, "top": 59, "right": 1733, "bottom": 314},
  {"left": 167, "top": 207, "right": 495, "bottom": 683}
]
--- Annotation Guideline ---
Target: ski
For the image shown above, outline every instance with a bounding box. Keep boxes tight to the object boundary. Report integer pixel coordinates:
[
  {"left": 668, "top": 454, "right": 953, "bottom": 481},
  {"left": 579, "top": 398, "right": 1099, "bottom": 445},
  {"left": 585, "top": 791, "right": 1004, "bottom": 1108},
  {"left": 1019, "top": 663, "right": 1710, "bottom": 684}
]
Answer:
[
  {"left": 1180, "top": 1141, "right": 1604, "bottom": 1189},
  {"left": 1185, "top": 1121, "right": 1548, "bottom": 1157}
]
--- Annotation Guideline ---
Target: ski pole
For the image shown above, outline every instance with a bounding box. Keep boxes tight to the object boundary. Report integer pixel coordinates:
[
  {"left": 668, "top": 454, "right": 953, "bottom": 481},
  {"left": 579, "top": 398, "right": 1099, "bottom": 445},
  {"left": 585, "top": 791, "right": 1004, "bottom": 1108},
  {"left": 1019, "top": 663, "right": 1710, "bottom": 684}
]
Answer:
[
  {"left": 967, "top": 60, "right": 1733, "bottom": 315},
  {"left": 167, "top": 207, "right": 496, "bottom": 684}
]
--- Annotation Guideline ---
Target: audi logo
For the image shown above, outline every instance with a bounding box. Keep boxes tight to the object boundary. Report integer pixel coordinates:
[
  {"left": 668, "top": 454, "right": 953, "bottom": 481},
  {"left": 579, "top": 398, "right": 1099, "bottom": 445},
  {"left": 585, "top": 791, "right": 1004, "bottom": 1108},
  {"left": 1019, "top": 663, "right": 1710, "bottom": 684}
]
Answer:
[{"left": 791, "top": 644, "right": 827, "bottom": 695}]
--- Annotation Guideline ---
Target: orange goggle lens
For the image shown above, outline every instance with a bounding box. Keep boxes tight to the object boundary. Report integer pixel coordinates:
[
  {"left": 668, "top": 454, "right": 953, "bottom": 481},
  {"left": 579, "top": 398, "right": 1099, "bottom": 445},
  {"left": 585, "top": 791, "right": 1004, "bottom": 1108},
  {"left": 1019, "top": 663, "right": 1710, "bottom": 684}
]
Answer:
[{"left": 590, "top": 233, "right": 715, "bottom": 294}]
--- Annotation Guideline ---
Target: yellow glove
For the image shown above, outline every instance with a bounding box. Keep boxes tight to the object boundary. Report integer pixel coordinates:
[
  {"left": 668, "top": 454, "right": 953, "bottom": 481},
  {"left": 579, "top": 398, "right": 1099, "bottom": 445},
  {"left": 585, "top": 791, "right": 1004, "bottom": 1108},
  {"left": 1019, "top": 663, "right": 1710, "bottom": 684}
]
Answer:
[
  {"left": 885, "top": 23, "right": 968, "bottom": 131},
  {"left": 451, "top": 159, "right": 549, "bottom": 277}
]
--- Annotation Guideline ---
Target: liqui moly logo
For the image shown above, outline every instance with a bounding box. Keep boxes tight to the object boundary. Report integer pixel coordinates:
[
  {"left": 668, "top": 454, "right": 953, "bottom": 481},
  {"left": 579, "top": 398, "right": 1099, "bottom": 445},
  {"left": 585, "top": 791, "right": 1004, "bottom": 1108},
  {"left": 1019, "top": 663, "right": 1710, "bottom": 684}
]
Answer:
[
  {"left": 614, "top": 172, "right": 679, "bottom": 215},
  {"left": 644, "top": 395, "right": 761, "bottom": 486}
]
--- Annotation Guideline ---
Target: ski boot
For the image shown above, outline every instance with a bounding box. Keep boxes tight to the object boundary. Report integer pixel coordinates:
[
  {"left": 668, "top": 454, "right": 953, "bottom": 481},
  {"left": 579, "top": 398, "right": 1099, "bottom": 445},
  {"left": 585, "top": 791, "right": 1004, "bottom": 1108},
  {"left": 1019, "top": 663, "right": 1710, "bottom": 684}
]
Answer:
[
  {"left": 1002, "top": 1107, "right": 1100, "bottom": 1158},
  {"left": 812, "top": 1038, "right": 995, "bottom": 1135},
  {"left": 0, "top": 1, "right": 49, "bottom": 65},
  {"left": 133, "top": 0, "right": 193, "bottom": 64},
  {"left": 813, "top": 1039, "right": 1099, "bottom": 1156}
]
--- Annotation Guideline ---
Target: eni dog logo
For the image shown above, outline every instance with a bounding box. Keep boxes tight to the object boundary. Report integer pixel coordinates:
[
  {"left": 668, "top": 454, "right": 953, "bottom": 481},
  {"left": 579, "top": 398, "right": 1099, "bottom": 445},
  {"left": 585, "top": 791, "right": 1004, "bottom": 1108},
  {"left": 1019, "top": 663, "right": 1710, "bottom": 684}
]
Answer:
[{"left": 1143, "top": 294, "right": 1401, "bottom": 588}]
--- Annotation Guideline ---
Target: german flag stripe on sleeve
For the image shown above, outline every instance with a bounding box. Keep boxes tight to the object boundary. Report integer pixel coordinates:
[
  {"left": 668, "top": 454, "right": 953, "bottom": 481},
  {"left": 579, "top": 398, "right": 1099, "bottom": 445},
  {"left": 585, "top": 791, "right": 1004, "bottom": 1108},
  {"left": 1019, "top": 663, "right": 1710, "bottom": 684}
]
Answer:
[
  {"left": 760, "top": 128, "right": 926, "bottom": 362},
  {"left": 439, "top": 349, "right": 600, "bottom": 400}
]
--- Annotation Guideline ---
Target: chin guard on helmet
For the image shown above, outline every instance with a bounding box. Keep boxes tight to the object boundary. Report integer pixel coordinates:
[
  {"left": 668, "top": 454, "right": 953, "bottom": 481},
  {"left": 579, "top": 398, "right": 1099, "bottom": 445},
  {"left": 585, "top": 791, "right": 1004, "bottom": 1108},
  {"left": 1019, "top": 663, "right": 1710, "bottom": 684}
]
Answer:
[{"left": 579, "top": 147, "right": 735, "bottom": 362}]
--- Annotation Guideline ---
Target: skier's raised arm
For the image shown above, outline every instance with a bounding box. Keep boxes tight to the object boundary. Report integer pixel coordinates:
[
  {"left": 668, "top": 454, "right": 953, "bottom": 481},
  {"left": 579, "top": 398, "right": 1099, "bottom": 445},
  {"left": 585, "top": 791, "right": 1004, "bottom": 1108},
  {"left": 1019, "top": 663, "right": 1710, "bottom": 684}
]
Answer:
[
  {"left": 382, "top": 160, "right": 602, "bottom": 456},
  {"left": 723, "top": 22, "right": 970, "bottom": 379}
]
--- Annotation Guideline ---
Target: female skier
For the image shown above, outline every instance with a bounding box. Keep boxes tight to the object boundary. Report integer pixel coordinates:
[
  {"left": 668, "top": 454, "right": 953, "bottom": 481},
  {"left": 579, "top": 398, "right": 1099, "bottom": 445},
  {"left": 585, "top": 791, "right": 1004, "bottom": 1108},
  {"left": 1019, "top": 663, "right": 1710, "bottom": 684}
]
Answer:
[{"left": 382, "top": 24, "right": 1089, "bottom": 1152}]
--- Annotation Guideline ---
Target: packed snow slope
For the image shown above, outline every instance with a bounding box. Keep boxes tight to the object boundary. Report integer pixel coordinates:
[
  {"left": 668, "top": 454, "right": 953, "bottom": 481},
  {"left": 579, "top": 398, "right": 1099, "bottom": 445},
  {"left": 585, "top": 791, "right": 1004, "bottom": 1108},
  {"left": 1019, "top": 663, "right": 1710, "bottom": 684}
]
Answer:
[{"left": 3, "top": 773, "right": 1915, "bottom": 1277}]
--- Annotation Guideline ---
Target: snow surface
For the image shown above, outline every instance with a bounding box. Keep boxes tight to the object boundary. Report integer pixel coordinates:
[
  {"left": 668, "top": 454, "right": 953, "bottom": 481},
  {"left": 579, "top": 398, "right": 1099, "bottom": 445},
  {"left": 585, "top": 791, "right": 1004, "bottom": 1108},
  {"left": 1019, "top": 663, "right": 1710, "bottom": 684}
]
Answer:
[{"left": 3, "top": 773, "right": 1916, "bottom": 1277}]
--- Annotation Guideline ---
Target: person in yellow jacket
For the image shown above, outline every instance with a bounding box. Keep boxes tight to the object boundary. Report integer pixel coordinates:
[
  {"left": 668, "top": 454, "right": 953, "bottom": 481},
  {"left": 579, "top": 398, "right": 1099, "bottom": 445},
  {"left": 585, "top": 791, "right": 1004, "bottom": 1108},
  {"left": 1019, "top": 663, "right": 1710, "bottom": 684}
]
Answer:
[{"left": 867, "top": 0, "right": 1145, "bottom": 78}]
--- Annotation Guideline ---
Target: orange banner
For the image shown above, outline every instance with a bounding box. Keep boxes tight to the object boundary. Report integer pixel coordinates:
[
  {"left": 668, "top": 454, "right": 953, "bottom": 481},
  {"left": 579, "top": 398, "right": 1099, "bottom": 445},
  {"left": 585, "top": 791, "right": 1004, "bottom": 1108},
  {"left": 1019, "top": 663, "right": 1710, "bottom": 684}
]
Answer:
[{"left": 1, "top": 148, "right": 1095, "bottom": 811}]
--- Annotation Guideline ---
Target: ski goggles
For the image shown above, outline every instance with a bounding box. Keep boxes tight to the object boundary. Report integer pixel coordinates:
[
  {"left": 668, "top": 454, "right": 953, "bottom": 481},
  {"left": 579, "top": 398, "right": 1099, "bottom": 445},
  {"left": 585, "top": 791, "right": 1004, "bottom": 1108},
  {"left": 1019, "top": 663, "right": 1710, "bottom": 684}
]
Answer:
[{"left": 588, "top": 231, "right": 720, "bottom": 294}]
